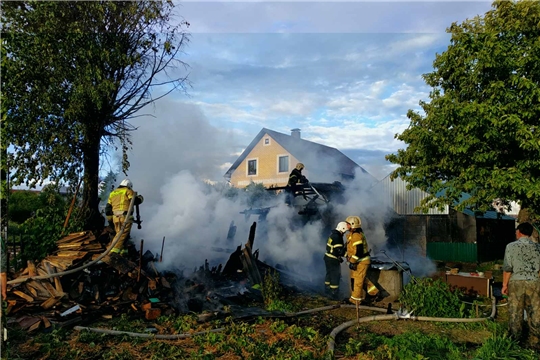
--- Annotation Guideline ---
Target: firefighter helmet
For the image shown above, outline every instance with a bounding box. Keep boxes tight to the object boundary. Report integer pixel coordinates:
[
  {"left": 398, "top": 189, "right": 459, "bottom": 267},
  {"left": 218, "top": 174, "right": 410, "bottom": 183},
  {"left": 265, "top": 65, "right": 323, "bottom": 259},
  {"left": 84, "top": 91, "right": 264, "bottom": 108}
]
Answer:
[
  {"left": 346, "top": 216, "right": 362, "bottom": 229},
  {"left": 335, "top": 221, "right": 349, "bottom": 233},
  {"left": 120, "top": 178, "right": 133, "bottom": 189},
  {"left": 295, "top": 163, "right": 305, "bottom": 171}
]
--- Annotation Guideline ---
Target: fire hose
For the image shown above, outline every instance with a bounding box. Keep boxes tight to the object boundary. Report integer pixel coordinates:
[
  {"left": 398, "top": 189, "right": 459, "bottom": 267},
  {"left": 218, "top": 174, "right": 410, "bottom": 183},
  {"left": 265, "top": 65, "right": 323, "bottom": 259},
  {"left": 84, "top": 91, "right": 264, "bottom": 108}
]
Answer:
[
  {"left": 7, "top": 192, "right": 138, "bottom": 285},
  {"left": 73, "top": 304, "right": 389, "bottom": 339},
  {"left": 326, "top": 296, "right": 497, "bottom": 357},
  {"left": 72, "top": 299, "right": 496, "bottom": 354}
]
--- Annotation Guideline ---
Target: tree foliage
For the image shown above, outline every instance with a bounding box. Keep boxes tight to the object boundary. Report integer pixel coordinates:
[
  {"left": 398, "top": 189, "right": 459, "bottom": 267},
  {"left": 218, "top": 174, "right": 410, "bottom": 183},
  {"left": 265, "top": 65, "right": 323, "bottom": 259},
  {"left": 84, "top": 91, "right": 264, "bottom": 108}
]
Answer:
[
  {"left": 1, "top": 1, "right": 190, "bottom": 229},
  {"left": 7, "top": 190, "right": 41, "bottom": 224},
  {"left": 386, "top": 0, "right": 540, "bottom": 215}
]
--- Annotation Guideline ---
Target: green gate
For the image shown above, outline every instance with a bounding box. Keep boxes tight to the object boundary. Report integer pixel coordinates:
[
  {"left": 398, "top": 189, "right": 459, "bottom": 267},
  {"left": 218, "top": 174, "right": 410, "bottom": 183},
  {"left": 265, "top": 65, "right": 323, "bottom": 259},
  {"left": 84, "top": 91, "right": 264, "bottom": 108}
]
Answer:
[{"left": 426, "top": 242, "right": 477, "bottom": 263}]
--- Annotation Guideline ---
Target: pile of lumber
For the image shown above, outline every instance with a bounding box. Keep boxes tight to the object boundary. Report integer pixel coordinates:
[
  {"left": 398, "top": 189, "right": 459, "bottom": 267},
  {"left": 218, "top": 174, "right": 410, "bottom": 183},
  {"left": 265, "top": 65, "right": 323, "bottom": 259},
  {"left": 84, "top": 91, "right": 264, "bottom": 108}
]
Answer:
[
  {"left": 8, "top": 232, "right": 102, "bottom": 312},
  {"left": 5, "top": 232, "right": 105, "bottom": 330}
]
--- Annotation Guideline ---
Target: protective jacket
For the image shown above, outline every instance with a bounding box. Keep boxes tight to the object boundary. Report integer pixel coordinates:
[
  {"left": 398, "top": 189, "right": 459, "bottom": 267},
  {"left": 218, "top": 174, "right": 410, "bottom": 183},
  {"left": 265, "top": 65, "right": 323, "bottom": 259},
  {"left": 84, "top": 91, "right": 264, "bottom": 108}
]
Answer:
[
  {"left": 325, "top": 229, "right": 345, "bottom": 259},
  {"left": 346, "top": 229, "right": 370, "bottom": 264},
  {"left": 106, "top": 186, "right": 141, "bottom": 216},
  {"left": 288, "top": 168, "right": 307, "bottom": 186}
]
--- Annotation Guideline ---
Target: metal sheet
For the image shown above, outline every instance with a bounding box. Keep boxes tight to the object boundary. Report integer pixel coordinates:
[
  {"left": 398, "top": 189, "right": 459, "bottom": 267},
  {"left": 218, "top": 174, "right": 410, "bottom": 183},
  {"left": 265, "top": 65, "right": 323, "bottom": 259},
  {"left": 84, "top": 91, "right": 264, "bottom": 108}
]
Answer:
[
  {"left": 427, "top": 243, "right": 477, "bottom": 263},
  {"left": 376, "top": 176, "right": 449, "bottom": 215}
]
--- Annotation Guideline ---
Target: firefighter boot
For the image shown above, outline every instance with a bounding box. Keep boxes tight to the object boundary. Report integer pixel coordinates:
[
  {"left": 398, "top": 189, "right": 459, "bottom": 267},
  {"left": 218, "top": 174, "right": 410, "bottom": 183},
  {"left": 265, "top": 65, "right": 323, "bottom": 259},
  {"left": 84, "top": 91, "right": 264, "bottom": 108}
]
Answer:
[
  {"left": 330, "top": 288, "right": 340, "bottom": 300},
  {"left": 324, "top": 286, "right": 332, "bottom": 297}
]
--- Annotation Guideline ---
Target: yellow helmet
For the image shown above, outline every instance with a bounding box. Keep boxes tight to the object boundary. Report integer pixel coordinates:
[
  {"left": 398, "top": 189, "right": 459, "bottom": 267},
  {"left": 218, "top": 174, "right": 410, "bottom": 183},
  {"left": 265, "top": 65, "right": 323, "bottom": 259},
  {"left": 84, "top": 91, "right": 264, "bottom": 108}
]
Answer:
[
  {"left": 295, "top": 163, "right": 305, "bottom": 171},
  {"left": 346, "top": 216, "right": 362, "bottom": 229}
]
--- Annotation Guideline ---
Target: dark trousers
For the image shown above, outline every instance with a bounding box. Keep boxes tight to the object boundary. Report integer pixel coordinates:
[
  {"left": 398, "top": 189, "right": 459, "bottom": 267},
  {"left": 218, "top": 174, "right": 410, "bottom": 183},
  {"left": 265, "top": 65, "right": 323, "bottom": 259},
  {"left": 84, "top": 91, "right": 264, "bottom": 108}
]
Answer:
[{"left": 324, "top": 255, "right": 341, "bottom": 289}]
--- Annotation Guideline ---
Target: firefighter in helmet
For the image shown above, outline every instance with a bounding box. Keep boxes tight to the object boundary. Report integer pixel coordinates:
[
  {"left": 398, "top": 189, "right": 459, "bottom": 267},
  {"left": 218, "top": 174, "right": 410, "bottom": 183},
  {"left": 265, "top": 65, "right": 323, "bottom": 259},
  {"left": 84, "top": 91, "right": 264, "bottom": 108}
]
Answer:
[
  {"left": 324, "top": 221, "right": 349, "bottom": 299},
  {"left": 288, "top": 163, "right": 308, "bottom": 186},
  {"left": 105, "top": 179, "right": 144, "bottom": 255},
  {"left": 286, "top": 163, "right": 308, "bottom": 205},
  {"left": 345, "top": 215, "right": 371, "bottom": 304}
]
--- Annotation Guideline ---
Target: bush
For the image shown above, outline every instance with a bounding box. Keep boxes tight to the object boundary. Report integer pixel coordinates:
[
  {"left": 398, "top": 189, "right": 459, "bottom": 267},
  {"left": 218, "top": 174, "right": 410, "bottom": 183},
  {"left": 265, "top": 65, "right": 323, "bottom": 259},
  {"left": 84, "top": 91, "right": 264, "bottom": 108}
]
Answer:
[
  {"left": 8, "top": 190, "right": 42, "bottom": 223},
  {"left": 16, "top": 186, "right": 84, "bottom": 262},
  {"left": 398, "top": 277, "right": 468, "bottom": 318}
]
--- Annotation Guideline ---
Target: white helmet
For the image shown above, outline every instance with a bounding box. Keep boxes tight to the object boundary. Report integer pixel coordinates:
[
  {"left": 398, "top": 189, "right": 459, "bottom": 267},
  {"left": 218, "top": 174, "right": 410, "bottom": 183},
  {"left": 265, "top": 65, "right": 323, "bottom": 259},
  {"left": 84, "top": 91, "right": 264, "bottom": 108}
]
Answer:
[
  {"left": 120, "top": 178, "right": 133, "bottom": 189},
  {"left": 336, "top": 221, "right": 349, "bottom": 233}
]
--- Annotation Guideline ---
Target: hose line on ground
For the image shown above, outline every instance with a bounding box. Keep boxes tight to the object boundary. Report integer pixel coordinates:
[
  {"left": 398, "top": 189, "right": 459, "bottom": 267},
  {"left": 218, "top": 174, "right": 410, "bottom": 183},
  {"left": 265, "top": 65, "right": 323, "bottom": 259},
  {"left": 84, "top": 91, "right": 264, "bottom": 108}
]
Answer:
[
  {"left": 326, "top": 296, "right": 497, "bottom": 357},
  {"left": 73, "top": 304, "right": 390, "bottom": 339}
]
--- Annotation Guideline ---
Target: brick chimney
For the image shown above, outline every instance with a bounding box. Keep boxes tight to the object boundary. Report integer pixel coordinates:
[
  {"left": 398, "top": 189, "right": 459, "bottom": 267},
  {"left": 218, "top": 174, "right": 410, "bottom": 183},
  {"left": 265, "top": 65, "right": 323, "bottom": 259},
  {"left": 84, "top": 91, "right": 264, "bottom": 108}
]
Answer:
[{"left": 291, "top": 128, "right": 301, "bottom": 139}]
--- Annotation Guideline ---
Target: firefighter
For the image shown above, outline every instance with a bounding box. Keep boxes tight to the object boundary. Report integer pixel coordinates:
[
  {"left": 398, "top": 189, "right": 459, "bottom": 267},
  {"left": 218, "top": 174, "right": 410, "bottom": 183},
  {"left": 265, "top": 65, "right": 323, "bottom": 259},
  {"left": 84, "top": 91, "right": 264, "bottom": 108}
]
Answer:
[
  {"left": 324, "top": 221, "right": 349, "bottom": 299},
  {"left": 286, "top": 163, "right": 308, "bottom": 205},
  {"left": 287, "top": 163, "right": 308, "bottom": 186},
  {"left": 345, "top": 215, "right": 371, "bottom": 305},
  {"left": 105, "top": 179, "right": 144, "bottom": 255}
]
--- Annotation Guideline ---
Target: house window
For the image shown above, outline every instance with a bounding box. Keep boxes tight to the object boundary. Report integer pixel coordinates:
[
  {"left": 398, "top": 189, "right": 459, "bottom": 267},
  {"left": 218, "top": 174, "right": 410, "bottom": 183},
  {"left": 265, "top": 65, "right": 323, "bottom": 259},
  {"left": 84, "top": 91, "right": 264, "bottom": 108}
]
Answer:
[
  {"left": 247, "top": 159, "right": 257, "bottom": 176},
  {"left": 264, "top": 138, "right": 270, "bottom": 146},
  {"left": 278, "top": 155, "right": 289, "bottom": 173}
]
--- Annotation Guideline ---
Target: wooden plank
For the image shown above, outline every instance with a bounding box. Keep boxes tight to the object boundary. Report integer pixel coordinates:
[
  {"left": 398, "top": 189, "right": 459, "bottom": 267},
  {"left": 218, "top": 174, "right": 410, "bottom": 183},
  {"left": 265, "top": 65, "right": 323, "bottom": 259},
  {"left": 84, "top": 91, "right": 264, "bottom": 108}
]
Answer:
[
  {"left": 13, "top": 290, "right": 34, "bottom": 303},
  {"left": 26, "top": 280, "right": 53, "bottom": 298},
  {"left": 51, "top": 266, "right": 64, "bottom": 293},
  {"left": 36, "top": 266, "right": 49, "bottom": 277},
  {"left": 41, "top": 316, "right": 52, "bottom": 329},
  {"left": 43, "top": 260, "right": 68, "bottom": 272},
  {"left": 41, "top": 296, "right": 62, "bottom": 310},
  {"left": 27, "top": 261, "right": 37, "bottom": 277},
  {"left": 57, "top": 243, "right": 85, "bottom": 249},
  {"left": 56, "top": 251, "right": 88, "bottom": 258},
  {"left": 25, "top": 285, "right": 38, "bottom": 298},
  {"left": 17, "top": 316, "right": 41, "bottom": 330},
  {"left": 56, "top": 232, "right": 90, "bottom": 244},
  {"left": 28, "top": 320, "right": 42, "bottom": 332},
  {"left": 42, "top": 281, "right": 62, "bottom": 298}
]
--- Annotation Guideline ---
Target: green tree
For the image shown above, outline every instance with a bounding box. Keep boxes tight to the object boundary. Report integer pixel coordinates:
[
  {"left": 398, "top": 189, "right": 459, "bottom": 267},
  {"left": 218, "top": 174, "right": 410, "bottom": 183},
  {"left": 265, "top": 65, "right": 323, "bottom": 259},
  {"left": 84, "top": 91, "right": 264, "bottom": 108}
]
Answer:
[
  {"left": 7, "top": 190, "right": 41, "bottom": 224},
  {"left": 386, "top": 0, "right": 540, "bottom": 217},
  {"left": 1, "top": 1, "right": 190, "bottom": 230}
]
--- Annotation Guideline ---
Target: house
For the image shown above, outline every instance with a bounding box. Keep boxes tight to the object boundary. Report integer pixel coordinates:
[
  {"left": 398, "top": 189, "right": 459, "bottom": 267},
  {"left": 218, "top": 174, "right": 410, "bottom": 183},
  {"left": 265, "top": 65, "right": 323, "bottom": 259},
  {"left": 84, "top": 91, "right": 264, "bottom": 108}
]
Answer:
[
  {"left": 224, "top": 128, "right": 374, "bottom": 188},
  {"left": 376, "top": 175, "right": 517, "bottom": 263}
]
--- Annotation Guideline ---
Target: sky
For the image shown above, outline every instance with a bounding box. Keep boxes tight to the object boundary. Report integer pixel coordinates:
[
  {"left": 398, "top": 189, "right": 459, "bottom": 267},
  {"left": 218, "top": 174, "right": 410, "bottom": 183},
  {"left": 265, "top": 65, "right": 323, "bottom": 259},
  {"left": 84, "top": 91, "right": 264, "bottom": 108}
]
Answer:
[
  {"left": 124, "top": 0, "right": 494, "bottom": 181},
  {"left": 112, "top": 0, "right": 495, "bottom": 286},
  {"left": 6, "top": 1, "right": 496, "bottom": 292}
]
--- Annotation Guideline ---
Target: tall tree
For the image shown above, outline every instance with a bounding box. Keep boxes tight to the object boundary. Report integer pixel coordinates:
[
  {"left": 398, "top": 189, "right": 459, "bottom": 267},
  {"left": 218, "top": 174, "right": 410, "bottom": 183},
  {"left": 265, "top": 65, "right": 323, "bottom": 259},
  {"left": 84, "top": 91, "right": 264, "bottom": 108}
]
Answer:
[
  {"left": 1, "top": 1, "right": 190, "bottom": 229},
  {"left": 386, "top": 0, "right": 540, "bottom": 219}
]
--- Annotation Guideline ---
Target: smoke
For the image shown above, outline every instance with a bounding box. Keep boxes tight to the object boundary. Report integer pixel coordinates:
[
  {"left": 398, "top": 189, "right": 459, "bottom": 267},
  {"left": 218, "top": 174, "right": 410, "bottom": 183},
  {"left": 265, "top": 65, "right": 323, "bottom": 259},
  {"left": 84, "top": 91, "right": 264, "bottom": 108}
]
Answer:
[{"left": 118, "top": 101, "right": 434, "bottom": 283}]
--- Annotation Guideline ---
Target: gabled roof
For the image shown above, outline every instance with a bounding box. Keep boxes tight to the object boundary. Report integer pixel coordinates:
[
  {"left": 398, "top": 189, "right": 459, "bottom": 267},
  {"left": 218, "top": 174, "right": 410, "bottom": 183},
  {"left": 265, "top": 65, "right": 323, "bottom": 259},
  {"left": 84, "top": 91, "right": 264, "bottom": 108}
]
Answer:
[{"left": 224, "top": 128, "right": 373, "bottom": 180}]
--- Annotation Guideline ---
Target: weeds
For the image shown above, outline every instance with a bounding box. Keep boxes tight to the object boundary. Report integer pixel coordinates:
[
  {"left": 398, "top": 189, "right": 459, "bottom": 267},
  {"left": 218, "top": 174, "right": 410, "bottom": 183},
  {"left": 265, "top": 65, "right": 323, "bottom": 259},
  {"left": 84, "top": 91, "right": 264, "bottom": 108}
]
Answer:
[
  {"left": 473, "top": 334, "right": 538, "bottom": 360},
  {"left": 362, "top": 331, "right": 463, "bottom": 360},
  {"left": 399, "top": 277, "right": 469, "bottom": 317}
]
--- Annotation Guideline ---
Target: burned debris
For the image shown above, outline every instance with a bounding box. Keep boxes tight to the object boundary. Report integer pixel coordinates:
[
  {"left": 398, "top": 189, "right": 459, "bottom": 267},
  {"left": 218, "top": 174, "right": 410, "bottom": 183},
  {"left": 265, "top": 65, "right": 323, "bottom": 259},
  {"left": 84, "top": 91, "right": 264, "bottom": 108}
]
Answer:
[{"left": 3, "top": 217, "right": 318, "bottom": 334}]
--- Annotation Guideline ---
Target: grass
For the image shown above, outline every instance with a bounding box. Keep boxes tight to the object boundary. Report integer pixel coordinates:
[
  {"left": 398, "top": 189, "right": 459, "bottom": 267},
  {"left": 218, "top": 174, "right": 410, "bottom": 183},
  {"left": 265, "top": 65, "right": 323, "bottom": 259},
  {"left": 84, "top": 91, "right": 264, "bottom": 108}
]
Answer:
[{"left": 4, "top": 278, "right": 536, "bottom": 359}]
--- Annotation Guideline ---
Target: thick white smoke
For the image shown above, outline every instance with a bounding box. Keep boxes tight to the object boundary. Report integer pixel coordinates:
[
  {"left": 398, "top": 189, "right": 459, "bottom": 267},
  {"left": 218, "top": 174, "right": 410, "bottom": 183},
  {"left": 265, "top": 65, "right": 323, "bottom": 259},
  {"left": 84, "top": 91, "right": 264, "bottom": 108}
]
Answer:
[{"left": 118, "top": 99, "right": 434, "bottom": 281}]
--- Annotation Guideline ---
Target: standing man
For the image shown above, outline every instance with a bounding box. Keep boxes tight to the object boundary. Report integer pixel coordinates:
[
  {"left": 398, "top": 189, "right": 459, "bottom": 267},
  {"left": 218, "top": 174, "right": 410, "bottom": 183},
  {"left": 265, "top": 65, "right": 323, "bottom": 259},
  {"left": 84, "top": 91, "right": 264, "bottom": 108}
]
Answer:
[
  {"left": 502, "top": 222, "right": 540, "bottom": 349},
  {"left": 105, "top": 179, "right": 143, "bottom": 255},
  {"left": 324, "top": 221, "right": 349, "bottom": 299},
  {"left": 345, "top": 215, "right": 370, "bottom": 305}
]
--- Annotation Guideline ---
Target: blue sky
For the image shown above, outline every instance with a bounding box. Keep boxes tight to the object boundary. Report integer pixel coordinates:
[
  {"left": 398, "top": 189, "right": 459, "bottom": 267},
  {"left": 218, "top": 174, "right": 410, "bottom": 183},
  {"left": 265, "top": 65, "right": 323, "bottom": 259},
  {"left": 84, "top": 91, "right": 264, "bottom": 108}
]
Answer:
[{"left": 127, "top": 0, "right": 495, "bottom": 183}]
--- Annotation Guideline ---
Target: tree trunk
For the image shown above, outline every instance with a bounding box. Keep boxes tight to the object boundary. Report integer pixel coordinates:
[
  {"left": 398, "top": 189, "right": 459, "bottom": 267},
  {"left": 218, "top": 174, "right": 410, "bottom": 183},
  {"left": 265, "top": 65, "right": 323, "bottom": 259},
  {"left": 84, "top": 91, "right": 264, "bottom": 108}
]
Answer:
[
  {"left": 81, "top": 132, "right": 104, "bottom": 232},
  {"left": 517, "top": 205, "right": 539, "bottom": 243}
]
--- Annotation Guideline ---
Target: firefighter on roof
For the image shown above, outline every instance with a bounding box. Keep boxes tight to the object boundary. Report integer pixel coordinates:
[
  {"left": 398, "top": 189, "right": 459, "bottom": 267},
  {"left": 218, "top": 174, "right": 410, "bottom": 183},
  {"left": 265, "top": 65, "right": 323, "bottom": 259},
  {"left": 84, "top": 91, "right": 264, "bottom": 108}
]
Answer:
[{"left": 345, "top": 215, "right": 371, "bottom": 305}]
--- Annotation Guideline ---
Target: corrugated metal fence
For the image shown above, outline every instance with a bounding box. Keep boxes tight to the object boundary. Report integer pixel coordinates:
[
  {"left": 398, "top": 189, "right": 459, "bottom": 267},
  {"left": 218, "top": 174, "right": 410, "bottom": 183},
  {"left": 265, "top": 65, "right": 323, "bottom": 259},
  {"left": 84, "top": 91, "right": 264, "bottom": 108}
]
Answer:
[{"left": 426, "top": 242, "right": 478, "bottom": 263}]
